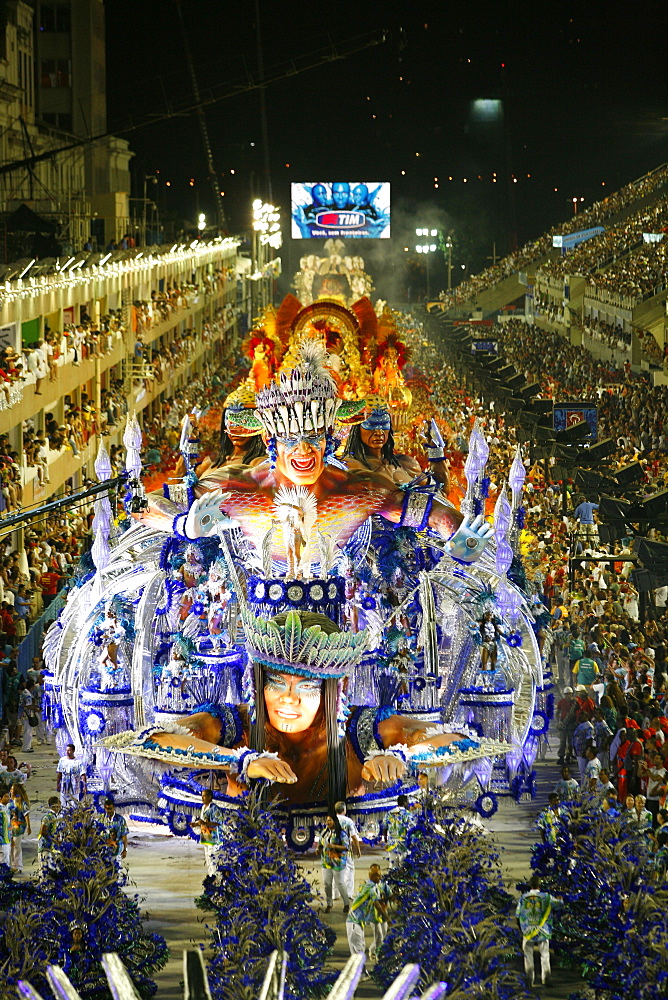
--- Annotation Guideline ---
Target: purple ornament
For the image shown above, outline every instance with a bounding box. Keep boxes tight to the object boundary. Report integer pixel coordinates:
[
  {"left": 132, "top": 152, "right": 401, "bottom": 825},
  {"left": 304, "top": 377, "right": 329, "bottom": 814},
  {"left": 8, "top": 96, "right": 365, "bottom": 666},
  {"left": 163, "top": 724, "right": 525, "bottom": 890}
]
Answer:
[
  {"left": 509, "top": 444, "right": 526, "bottom": 506},
  {"left": 495, "top": 537, "right": 513, "bottom": 577}
]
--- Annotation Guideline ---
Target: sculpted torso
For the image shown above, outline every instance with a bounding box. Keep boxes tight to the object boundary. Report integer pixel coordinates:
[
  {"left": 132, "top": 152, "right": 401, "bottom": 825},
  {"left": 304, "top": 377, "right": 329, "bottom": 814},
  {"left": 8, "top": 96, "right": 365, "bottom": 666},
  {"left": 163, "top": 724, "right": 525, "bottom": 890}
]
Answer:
[{"left": 192, "top": 460, "right": 398, "bottom": 560}]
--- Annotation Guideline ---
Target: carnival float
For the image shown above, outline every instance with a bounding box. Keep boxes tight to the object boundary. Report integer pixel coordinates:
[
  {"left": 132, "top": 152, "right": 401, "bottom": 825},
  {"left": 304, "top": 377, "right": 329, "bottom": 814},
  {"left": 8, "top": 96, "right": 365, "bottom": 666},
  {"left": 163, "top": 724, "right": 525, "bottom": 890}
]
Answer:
[{"left": 42, "top": 259, "right": 552, "bottom": 848}]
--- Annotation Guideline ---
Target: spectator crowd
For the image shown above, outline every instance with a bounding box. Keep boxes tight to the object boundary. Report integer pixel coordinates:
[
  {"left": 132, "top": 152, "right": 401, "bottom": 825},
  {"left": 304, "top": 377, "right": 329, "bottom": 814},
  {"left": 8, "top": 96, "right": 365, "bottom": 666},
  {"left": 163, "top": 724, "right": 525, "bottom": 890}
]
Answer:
[{"left": 438, "top": 163, "right": 668, "bottom": 308}]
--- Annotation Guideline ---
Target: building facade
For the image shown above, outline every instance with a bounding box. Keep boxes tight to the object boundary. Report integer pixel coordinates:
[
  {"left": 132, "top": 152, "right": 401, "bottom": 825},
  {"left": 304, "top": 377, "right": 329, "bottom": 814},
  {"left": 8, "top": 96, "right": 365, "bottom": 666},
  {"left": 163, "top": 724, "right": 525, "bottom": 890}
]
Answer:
[
  {"left": 0, "top": 239, "right": 241, "bottom": 529},
  {"left": 0, "top": 0, "right": 132, "bottom": 261}
]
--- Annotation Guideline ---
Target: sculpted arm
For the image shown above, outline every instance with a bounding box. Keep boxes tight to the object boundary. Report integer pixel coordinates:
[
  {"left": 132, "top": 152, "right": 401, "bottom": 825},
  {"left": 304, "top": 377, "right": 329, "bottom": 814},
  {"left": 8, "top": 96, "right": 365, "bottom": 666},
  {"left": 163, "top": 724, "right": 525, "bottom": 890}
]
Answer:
[
  {"left": 103, "top": 710, "right": 298, "bottom": 783},
  {"left": 375, "top": 476, "right": 493, "bottom": 563}
]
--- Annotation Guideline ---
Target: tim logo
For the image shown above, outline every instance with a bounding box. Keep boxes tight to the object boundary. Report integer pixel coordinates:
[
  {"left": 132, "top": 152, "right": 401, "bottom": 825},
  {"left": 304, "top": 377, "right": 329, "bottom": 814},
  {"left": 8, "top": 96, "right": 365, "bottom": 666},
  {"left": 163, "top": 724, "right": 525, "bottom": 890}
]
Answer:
[{"left": 316, "top": 212, "right": 366, "bottom": 229}]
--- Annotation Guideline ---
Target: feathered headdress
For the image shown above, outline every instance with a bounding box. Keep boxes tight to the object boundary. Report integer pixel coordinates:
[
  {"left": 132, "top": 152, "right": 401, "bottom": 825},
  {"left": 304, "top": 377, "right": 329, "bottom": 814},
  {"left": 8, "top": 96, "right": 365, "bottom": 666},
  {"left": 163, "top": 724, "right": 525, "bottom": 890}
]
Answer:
[
  {"left": 254, "top": 339, "right": 341, "bottom": 438},
  {"left": 376, "top": 330, "right": 409, "bottom": 369},
  {"left": 241, "top": 608, "right": 368, "bottom": 680},
  {"left": 243, "top": 331, "right": 277, "bottom": 361}
]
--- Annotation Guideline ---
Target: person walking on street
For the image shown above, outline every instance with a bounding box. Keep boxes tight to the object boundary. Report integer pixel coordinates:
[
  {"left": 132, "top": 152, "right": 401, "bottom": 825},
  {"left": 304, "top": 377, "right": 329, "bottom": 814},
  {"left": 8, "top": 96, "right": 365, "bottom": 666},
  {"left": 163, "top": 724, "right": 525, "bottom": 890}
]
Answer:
[
  {"left": 346, "top": 863, "right": 390, "bottom": 963},
  {"left": 18, "top": 679, "right": 37, "bottom": 753},
  {"left": 101, "top": 797, "right": 128, "bottom": 865},
  {"left": 553, "top": 766, "right": 579, "bottom": 802},
  {"left": 573, "top": 714, "right": 595, "bottom": 783},
  {"left": 516, "top": 875, "right": 562, "bottom": 988},
  {"left": 556, "top": 687, "right": 577, "bottom": 765},
  {"left": 386, "top": 794, "right": 414, "bottom": 865},
  {"left": 319, "top": 812, "right": 351, "bottom": 913},
  {"left": 536, "top": 793, "right": 565, "bottom": 846},
  {"left": 335, "top": 800, "right": 361, "bottom": 898},
  {"left": 9, "top": 783, "right": 30, "bottom": 871},
  {"left": 38, "top": 795, "right": 61, "bottom": 874},
  {"left": 191, "top": 789, "right": 224, "bottom": 876},
  {"left": 0, "top": 790, "right": 11, "bottom": 867},
  {"left": 56, "top": 743, "right": 87, "bottom": 806}
]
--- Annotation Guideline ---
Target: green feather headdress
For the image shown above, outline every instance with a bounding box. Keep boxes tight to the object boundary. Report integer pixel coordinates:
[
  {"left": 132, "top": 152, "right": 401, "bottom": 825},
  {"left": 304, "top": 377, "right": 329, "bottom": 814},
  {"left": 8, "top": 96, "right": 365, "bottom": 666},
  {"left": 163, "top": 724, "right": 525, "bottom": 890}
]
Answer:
[{"left": 241, "top": 608, "right": 368, "bottom": 679}]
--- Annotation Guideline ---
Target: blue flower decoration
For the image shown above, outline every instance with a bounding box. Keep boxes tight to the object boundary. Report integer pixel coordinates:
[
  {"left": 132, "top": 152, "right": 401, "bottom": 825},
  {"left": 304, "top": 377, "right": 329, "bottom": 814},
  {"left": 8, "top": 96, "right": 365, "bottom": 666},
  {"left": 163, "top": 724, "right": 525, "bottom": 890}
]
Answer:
[
  {"left": 474, "top": 790, "right": 498, "bottom": 818},
  {"left": 529, "top": 709, "right": 549, "bottom": 736}
]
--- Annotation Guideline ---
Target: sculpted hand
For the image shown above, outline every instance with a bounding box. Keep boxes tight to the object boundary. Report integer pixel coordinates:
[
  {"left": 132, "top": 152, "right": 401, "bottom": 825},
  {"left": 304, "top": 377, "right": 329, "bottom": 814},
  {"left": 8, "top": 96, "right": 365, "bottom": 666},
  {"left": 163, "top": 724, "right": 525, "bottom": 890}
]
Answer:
[
  {"left": 246, "top": 758, "right": 298, "bottom": 783},
  {"left": 184, "top": 490, "right": 238, "bottom": 538},
  {"left": 134, "top": 503, "right": 174, "bottom": 532},
  {"left": 361, "top": 753, "right": 407, "bottom": 784},
  {"left": 446, "top": 513, "right": 494, "bottom": 563}
]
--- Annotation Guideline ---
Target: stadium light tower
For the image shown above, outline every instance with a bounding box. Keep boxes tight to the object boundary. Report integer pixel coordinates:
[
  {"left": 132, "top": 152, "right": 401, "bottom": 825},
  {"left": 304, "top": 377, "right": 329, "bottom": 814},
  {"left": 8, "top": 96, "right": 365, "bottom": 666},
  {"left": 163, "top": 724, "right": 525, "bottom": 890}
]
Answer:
[{"left": 415, "top": 228, "right": 439, "bottom": 299}]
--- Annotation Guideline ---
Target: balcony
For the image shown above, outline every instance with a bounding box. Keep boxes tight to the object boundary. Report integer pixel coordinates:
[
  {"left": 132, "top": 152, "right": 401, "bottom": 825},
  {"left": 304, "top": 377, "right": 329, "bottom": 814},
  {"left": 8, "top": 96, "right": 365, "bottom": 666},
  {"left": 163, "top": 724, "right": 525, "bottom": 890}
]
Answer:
[
  {"left": 0, "top": 286, "right": 231, "bottom": 436},
  {"left": 15, "top": 315, "right": 236, "bottom": 509}
]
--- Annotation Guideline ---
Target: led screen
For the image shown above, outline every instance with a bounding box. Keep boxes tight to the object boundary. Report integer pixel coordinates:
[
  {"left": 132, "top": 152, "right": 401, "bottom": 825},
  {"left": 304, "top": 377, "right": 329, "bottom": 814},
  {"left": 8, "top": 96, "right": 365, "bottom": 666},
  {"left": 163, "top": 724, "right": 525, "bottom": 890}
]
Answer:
[
  {"left": 553, "top": 402, "right": 598, "bottom": 442},
  {"left": 291, "top": 182, "right": 390, "bottom": 239}
]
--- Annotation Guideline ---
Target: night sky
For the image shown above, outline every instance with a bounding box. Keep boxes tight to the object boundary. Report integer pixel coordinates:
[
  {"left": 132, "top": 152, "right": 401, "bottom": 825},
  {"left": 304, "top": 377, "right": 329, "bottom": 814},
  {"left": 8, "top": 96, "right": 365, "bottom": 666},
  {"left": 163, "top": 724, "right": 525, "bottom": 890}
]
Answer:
[{"left": 105, "top": 0, "right": 668, "bottom": 287}]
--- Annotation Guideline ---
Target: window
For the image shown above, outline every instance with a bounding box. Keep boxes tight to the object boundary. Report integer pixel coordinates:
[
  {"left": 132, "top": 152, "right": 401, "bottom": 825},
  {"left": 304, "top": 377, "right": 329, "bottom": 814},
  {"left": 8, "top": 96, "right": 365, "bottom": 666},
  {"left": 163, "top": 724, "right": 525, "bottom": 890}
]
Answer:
[
  {"left": 39, "top": 6, "right": 71, "bottom": 32},
  {"left": 41, "top": 111, "right": 73, "bottom": 131},
  {"left": 40, "top": 58, "right": 71, "bottom": 88}
]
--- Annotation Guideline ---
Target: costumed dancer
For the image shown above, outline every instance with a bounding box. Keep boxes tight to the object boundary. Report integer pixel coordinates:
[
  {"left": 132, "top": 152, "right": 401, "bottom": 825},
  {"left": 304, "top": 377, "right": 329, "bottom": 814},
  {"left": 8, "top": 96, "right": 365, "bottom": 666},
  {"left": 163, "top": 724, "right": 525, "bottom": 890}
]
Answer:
[
  {"left": 386, "top": 793, "right": 414, "bottom": 865},
  {"left": 97, "top": 601, "right": 127, "bottom": 690},
  {"left": 0, "top": 790, "right": 10, "bottom": 867},
  {"left": 101, "top": 796, "right": 128, "bottom": 865},
  {"left": 515, "top": 875, "right": 562, "bottom": 989},
  {"left": 346, "top": 863, "right": 390, "bottom": 960},
  {"left": 335, "top": 800, "right": 362, "bottom": 898},
  {"left": 470, "top": 608, "right": 508, "bottom": 689},
  {"left": 57, "top": 743, "right": 87, "bottom": 807},
  {"left": 319, "top": 812, "right": 351, "bottom": 912},
  {"left": 37, "top": 795, "right": 62, "bottom": 874},
  {"left": 9, "top": 783, "right": 31, "bottom": 871}
]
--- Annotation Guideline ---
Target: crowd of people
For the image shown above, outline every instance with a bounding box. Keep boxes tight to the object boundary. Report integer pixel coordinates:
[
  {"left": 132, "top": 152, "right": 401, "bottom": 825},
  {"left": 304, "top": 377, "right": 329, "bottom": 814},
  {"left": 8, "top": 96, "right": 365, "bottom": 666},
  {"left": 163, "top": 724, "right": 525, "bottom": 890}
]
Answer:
[
  {"left": 0, "top": 288, "right": 237, "bottom": 513},
  {"left": 437, "top": 163, "right": 668, "bottom": 308},
  {"left": 410, "top": 311, "right": 668, "bottom": 836},
  {"left": 537, "top": 194, "right": 668, "bottom": 282},
  {"left": 585, "top": 237, "right": 668, "bottom": 305},
  {"left": 133, "top": 270, "right": 234, "bottom": 337},
  {"left": 0, "top": 266, "right": 236, "bottom": 425},
  {"left": 0, "top": 313, "right": 126, "bottom": 412},
  {"left": 490, "top": 317, "right": 668, "bottom": 459}
]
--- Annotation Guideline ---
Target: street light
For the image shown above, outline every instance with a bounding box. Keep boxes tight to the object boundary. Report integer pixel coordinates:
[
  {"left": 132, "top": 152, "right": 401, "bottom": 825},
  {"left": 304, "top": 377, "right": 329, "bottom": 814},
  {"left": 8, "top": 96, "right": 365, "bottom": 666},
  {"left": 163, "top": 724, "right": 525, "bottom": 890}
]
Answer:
[
  {"left": 445, "top": 233, "right": 453, "bottom": 291},
  {"left": 251, "top": 200, "right": 282, "bottom": 316},
  {"left": 198, "top": 212, "right": 206, "bottom": 231},
  {"left": 142, "top": 175, "right": 157, "bottom": 246}
]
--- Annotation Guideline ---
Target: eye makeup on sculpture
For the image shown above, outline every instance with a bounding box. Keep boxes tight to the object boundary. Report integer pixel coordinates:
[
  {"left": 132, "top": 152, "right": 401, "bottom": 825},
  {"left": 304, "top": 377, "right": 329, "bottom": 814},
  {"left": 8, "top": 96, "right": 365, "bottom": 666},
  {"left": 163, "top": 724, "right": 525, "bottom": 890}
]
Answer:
[
  {"left": 264, "top": 672, "right": 323, "bottom": 701},
  {"left": 279, "top": 434, "right": 326, "bottom": 449}
]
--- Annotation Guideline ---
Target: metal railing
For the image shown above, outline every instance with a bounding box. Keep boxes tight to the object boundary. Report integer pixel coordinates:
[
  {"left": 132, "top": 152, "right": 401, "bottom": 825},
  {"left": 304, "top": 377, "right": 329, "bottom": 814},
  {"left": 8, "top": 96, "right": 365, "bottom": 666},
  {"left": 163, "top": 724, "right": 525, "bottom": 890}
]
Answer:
[{"left": 17, "top": 590, "right": 66, "bottom": 675}]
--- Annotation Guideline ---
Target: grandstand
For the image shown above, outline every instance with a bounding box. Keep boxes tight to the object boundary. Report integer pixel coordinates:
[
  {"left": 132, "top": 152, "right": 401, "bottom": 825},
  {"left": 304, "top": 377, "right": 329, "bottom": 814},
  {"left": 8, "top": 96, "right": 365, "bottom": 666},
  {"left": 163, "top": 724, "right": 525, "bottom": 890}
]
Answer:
[
  {"left": 435, "top": 163, "right": 668, "bottom": 386},
  {"left": 437, "top": 163, "right": 668, "bottom": 322}
]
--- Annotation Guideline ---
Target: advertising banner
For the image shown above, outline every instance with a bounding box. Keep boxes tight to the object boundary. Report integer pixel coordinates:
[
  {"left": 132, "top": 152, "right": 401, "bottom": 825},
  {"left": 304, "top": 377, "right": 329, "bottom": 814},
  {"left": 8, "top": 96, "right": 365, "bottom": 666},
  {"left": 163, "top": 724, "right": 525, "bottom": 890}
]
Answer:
[{"left": 291, "top": 182, "right": 390, "bottom": 239}]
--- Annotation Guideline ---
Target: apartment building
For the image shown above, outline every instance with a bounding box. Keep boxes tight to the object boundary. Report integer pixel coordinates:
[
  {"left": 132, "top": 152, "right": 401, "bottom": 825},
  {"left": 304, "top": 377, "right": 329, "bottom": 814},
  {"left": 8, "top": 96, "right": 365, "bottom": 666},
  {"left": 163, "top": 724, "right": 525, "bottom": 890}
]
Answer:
[{"left": 0, "top": 0, "right": 132, "bottom": 260}]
